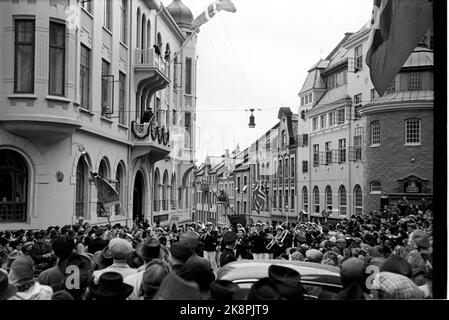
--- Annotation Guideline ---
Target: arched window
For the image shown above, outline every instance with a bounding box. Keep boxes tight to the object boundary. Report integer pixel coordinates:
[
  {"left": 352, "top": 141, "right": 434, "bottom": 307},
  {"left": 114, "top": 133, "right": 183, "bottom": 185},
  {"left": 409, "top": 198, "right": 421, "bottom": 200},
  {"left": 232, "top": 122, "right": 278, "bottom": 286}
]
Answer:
[
  {"left": 370, "top": 120, "right": 381, "bottom": 145},
  {"left": 325, "top": 185, "right": 332, "bottom": 211},
  {"left": 97, "top": 158, "right": 110, "bottom": 215},
  {"left": 370, "top": 181, "right": 381, "bottom": 194},
  {"left": 354, "top": 185, "right": 363, "bottom": 216},
  {"left": 339, "top": 185, "right": 347, "bottom": 215},
  {"left": 136, "top": 8, "right": 141, "bottom": 49},
  {"left": 302, "top": 186, "right": 308, "bottom": 213},
  {"left": 313, "top": 186, "right": 320, "bottom": 213},
  {"left": 0, "top": 149, "right": 28, "bottom": 222},
  {"left": 141, "top": 14, "right": 147, "bottom": 52},
  {"left": 147, "top": 20, "right": 151, "bottom": 52},
  {"left": 153, "top": 169, "right": 160, "bottom": 211},
  {"left": 282, "top": 130, "right": 287, "bottom": 147},
  {"left": 115, "top": 162, "right": 125, "bottom": 215},
  {"left": 162, "top": 170, "right": 168, "bottom": 210},
  {"left": 171, "top": 174, "right": 176, "bottom": 209}
]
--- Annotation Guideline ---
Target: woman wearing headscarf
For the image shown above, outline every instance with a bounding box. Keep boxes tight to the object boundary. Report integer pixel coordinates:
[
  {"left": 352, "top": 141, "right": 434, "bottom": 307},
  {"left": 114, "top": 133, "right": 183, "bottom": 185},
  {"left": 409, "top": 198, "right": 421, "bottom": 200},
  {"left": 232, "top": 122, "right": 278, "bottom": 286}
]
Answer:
[{"left": 8, "top": 256, "right": 53, "bottom": 300}]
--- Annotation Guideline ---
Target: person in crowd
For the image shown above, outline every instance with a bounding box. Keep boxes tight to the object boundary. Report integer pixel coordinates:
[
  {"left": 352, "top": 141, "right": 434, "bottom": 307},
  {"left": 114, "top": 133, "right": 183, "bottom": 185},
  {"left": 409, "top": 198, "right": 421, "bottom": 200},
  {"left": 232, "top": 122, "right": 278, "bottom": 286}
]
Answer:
[
  {"left": 140, "top": 259, "right": 171, "bottom": 300},
  {"left": 124, "top": 238, "right": 161, "bottom": 300},
  {"left": 8, "top": 256, "right": 53, "bottom": 300},
  {"left": 220, "top": 231, "right": 237, "bottom": 267},
  {"left": 92, "top": 238, "right": 136, "bottom": 284},
  {"left": 88, "top": 272, "right": 133, "bottom": 300},
  {"left": 202, "top": 222, "right": 219, "bottom": 272}
]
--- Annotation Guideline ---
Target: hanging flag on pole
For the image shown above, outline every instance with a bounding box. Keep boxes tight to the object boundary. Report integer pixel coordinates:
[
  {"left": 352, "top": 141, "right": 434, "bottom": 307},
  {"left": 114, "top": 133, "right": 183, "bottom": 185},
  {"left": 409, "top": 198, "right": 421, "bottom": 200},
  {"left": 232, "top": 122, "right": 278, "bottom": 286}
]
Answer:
[
  {"left": 192, "top": 0, "right": 237, "bottom": 30},
  {"left": 366, "top": 0, "right": 433, "bottom": 96},
  {"left": 252, "top": 184, "right": 266, "bottom": 213},
  {"left": 92, "top": 173, "right": 120, "bottom": 207}
]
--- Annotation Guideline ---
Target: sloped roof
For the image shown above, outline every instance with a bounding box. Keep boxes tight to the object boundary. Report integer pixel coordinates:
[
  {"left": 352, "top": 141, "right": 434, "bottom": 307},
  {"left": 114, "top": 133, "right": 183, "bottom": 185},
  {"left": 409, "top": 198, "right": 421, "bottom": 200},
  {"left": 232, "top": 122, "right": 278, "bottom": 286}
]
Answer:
[
  {"left": 367, "top": 90, "right": 434, "bottom": 106},
  {"left": 313, "top": 85, "right": 350, "bottom": 109},
  {"left": 299, "top": 67, "right": 327, "bottom": 94},
  {"left": 402, "top": 47, "right": 433, "bottom": 68}
]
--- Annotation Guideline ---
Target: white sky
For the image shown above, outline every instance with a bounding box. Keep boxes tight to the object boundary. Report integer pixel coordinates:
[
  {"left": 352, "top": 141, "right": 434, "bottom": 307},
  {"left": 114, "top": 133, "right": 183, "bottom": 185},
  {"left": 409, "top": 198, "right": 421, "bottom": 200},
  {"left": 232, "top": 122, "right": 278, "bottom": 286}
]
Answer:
[{"left": 162, "top": 0, "right": 374, "bottom": 164}]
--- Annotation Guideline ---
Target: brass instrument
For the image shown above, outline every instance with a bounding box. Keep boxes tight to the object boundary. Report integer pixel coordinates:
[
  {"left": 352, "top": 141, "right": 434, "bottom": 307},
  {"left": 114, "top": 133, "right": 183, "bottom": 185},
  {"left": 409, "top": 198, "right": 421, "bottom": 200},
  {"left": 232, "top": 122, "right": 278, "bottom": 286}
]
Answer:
[{"left": 266, "top": 230, "right": 288, "bottom": 250}]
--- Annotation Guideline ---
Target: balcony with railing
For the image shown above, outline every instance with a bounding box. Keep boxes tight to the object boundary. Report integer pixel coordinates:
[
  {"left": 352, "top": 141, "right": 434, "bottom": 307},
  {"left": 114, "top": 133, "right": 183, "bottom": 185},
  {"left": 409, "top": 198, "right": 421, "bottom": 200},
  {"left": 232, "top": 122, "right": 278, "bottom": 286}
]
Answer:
[
  {"left": 0, "top": 202, "right": 27, "bottom": 222},
  {"left": 130, "top": 121, "right": 171, "bottom": 162},
  {"left": 134, "top": 47, "right": 170, "bottom": 90}
]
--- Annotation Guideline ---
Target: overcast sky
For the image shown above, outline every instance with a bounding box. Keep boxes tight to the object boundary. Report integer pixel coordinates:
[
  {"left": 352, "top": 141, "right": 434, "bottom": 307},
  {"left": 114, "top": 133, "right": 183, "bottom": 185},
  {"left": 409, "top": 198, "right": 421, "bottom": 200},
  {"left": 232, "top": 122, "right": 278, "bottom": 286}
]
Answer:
[{"left": 162, "top": 0, "right": 374, "bottom": 164}]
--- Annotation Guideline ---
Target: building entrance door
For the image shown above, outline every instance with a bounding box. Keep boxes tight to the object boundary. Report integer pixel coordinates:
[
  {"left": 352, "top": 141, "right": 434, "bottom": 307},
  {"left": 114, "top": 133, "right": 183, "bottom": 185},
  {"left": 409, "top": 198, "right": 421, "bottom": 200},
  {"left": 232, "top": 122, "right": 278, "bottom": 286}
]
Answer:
[{"left": 133, "top": 171, "right": 144, "bottom": 222}]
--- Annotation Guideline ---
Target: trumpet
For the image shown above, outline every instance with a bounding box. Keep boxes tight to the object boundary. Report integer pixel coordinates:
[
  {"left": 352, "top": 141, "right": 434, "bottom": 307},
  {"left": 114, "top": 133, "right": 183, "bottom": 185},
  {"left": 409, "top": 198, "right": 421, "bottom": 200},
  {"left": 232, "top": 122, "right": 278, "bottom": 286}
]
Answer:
[{"left": 266, "top": 230, "right": 288, "bottom": 250}]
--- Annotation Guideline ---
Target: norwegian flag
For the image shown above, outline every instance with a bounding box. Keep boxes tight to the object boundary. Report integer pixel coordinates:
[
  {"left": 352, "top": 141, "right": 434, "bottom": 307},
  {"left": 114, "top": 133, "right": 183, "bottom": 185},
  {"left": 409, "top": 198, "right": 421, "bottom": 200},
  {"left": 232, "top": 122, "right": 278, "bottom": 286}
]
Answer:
[
  {"left": 366, "top": 0, "right": 433, "bottom": 96},
  {"left": 192, "top": 0, "right": 237, "bottom": 30},
  {"left": 252, "top": 184, "right": 266, "bottom": 213}
]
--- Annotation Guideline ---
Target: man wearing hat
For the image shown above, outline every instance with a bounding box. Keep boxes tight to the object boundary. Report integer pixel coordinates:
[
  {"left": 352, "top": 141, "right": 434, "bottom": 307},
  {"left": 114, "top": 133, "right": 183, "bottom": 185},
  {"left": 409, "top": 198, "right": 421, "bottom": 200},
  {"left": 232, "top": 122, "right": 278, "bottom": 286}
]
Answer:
[
  {"left": 249, "top": 223, "right": 266, "bottom": 260},
  {"left": 268, "top": 265, "right": 304, "bottom": 300},
  {"left": 153, "top": 270, "right": 202, "bottom": 300},
  {"left": 209, "top": 280, "right": 240, "bottom": 300},
  {"left": 247, "top": 278, "right": 281, "bottom": 300},
  {"left": 30, "top": 230, "right": 53, "bottom": 269},
  {"left": 89, "top": 272, "right": 133, "bottom": 300},
  {"left": 220, "top": 231, "right": 237, "bottom": 267},
  {"left": 170, "top": 241, "right": 193, "bottom": 274},
  {"left": 38, "top": 235, "right": 76, "bottom": 288},
  {"left": 87, "top": 227, "right": 109, "bottom": 254},
  {"left": 124, "top": 238, "right": 161, "bottom": 300},
  {"left": 140, "top": 259, "right": 171, "bottom": 300},
  {"left": 202, "top": 222, "right": 219, "bottom": 272},
  {"left": 93, "top": 238, "right": 136, "bottom": 284}
]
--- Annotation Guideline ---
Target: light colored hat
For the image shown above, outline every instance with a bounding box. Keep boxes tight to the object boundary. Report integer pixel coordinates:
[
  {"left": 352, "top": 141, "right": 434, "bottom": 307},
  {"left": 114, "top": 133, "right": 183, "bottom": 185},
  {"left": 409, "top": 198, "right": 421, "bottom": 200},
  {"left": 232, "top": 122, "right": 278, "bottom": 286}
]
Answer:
[
  {"left": 109, "top": 238, "right": 134, "bottom": 260},
  {"left": 305, "top": 249, "right": 323, "bottom": 263}
]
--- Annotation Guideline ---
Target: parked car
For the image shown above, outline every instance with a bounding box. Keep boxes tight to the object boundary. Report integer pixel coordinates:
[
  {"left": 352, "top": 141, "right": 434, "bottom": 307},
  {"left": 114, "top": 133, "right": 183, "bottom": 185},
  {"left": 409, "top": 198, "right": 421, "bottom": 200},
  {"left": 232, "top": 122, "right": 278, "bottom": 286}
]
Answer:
[{"left": 217, "top": 259, "right": 343, "bottom": 299}]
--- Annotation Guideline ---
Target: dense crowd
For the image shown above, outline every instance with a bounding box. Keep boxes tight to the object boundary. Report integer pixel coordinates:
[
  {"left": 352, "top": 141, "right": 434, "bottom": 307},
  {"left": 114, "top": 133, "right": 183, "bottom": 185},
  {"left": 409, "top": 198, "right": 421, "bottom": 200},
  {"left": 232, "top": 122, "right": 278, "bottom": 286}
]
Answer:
[{"left": 0, "top": 208, "right": 433, "bottom": 300}]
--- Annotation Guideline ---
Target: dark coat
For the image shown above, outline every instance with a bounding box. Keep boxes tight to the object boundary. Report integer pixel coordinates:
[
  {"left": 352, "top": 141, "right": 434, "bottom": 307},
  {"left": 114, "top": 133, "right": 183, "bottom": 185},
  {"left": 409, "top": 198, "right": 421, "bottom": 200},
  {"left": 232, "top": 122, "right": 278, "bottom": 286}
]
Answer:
[{"left": 220, "top": 248, "right": 237, "bottom": 267}]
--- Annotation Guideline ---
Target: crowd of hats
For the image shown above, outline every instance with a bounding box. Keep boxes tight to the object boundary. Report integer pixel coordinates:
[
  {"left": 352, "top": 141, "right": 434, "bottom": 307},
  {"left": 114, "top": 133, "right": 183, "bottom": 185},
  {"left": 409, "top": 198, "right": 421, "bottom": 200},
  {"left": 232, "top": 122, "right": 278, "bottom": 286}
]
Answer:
[{"left": 0, "top": 209, "right": 434, "bottom": 300}]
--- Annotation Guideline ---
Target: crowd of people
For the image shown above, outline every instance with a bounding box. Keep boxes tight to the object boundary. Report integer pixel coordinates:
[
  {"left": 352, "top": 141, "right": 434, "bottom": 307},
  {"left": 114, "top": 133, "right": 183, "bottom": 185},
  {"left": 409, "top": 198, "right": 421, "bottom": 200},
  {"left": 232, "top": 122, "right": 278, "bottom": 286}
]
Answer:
[{"left": 0, "top": 208, "right": 433, "bottom": 300}]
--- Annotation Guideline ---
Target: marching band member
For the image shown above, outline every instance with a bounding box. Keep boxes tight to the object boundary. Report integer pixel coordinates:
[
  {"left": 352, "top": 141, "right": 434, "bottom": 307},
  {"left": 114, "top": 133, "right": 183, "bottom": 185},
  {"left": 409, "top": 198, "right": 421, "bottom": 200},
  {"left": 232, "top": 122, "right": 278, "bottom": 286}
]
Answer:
[
  {"left": 201, "top": 222, "right": 219, "bottom": 272},
  {"left": 249, "top": 223, "right": 266, "bottom": 260},
  {"left": 235, "top": 228, "right": 253, "bottom": 260}
]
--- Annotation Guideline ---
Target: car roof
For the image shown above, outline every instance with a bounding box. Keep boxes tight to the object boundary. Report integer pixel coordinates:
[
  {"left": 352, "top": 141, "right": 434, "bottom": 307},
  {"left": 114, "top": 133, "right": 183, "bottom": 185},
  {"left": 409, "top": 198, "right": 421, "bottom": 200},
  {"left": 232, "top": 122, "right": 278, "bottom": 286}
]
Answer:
[{"left": 217, "top": 260, "right": 342, "bottom": 287}]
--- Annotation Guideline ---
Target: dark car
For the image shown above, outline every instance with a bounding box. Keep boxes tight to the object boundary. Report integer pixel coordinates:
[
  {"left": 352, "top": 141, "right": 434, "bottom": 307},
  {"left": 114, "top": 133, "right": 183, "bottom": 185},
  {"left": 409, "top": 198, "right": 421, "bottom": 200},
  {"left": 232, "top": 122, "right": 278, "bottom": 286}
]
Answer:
[{"left": 217, "top": 259, "right": 343, "bottom": 299}]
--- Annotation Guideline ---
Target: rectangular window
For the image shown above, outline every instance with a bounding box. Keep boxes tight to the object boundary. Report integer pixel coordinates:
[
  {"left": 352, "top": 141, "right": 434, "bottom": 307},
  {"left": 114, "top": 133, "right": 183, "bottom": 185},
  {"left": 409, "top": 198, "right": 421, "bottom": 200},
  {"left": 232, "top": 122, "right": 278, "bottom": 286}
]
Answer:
[
  {"left": 291, "top": 158, "right": 295, "bottom": 177},
  {"left": 301, "top": 96, "right": 305, "bottom": 106},
  {"left": 49, "top": 22, "right": 65, "bottom": 96},
  {"left": 302, "top": 134, "right": 308, "bottom": 147},
  {"left": 285, "top": 190, "right": 289, "bottom": 208},
  {"left": 327, "top": 74, "right": 336, "bottom": 89},
  {"left": 370, "top": 121, "right": 381, "bottom": 145},
  {"left": 305, "top": 94, "right": 309, "bottom": 105},
  {"left": 370, "top": 89, "right": 378, "bottom": 101},
  {"left": 120, "top": 0, "right": 127, "bottom": 44},
  {"left": 291, "top": 191, "right": 295, "bottom": 209},
  {"left": 279, "top": 190, "right": 282, "bottom": 209},
  {"left": 328, "top": 111, "right": 334, "bottom": 126},
  {"left": 407, "top": 72, "right": 422, "bottom": 90},
  {"left": 119, "top": 72, "right": 126, "bottom": 125},
  {"left": 353, "top": 94, "right": 362, "bottom": 119},
  {"left": 325, "top": 141, "right": 332, "bottom": 165},
  {"left": 338, "top": 139, "right": 346, "bottom": 163},
  {"left": 386, "top": 78, "right": 396, "bottom": 93},
  {"left": 312, "top": 117, "right": 318, "bottom": 131},
  {"left": 309, "top": 93, "right": 313, "bottom": 104},
  {"left": 337, "top": 108, "right": 345, "bottom": 124},
  {"left": 101, "top": 59, "right": 111, "bottom": 116},
  {"left": 243, "top": 176, "right": 247, "bottom": 193},
  {"left": 104, "top": 0, "right": 112, "bottom": 30},
  {"left": 313, "top": 144, "right": 319, "bottom": 167},
  {"left": 14, "top": 20, "right": 35, "bottom": 93},
  {"left": 302, "top": 160, "right": 308, "bottom": 173},
  {"left": 354, "top": 127, "right": 363, "bottom": 160},
  {"left": 80, "top": 44, "right": 91, "bottom": 109},
  {"left": 185, "top": 58, "right": 192, "bottom": 94},
  {"left": 355, "top": 44, "right": 363, "bottom": 70},
  {"left": 273, "top": 190, "right": 277, "bottom": 208},
  {"left": 320, "top": 115, "right": 326, "bottom": 129},
  {"left": 336, "top": 70, "right": 347, "bottom": 86},
  {"left": 405, "top": 119, "right": 421, "bottom": 144}
]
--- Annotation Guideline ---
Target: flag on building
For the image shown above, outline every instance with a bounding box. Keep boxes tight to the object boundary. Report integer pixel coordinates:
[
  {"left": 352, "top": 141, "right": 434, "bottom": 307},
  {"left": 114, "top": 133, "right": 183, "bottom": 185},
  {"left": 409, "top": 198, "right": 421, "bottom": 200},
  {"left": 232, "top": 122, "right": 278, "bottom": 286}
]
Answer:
[
  {"left": 192, "top": 0, "right": 237, "bottom": 30},
  {"left": 92, "top": 173, "right": 120, "bottom": 212},
  {"left": 366, "top": 0, "right": 433, "bottom": 96},
  {"left": 252, "top": 184, "right": 266, "bottom": 212},
  {"left": 227, "top": 214, "right": 247, "bottom": 228}
]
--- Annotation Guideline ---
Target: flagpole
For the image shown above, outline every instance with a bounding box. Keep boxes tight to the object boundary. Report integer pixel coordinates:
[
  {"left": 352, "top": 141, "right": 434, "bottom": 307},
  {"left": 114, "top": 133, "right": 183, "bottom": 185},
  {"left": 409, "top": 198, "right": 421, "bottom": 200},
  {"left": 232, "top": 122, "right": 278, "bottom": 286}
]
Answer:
[{"left": 79, "top": 147, "right": 113, "bottom": 228}]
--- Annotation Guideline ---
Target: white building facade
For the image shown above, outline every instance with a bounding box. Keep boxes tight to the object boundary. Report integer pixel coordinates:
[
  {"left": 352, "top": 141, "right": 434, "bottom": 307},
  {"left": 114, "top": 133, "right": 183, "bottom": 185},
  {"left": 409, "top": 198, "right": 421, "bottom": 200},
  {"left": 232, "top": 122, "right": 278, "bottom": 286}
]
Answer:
[{"left": 0, "top": 0, "right": 197, "bottom": 230}]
